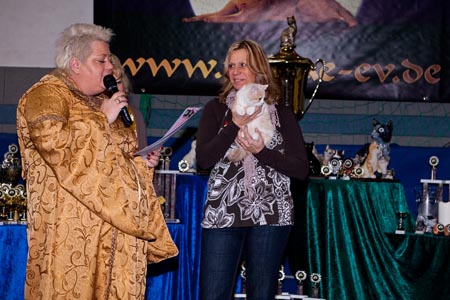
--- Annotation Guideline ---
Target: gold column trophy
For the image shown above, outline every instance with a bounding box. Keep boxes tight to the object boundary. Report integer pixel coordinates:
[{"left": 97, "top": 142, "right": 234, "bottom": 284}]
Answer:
[{"left": 269, "top": 16, "right": 324, "bottom": 120}]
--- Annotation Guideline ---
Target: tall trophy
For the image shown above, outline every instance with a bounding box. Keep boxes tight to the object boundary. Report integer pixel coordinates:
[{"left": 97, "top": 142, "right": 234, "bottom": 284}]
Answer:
[
  {"left": 268, "top": 16, "right": 324, "bottom": 120},
  {"left": 154, "top": 147, "right": 180, "bottom": 223},
  {"left": 416, "top": 156, "right": 441, "bottom": 234}
]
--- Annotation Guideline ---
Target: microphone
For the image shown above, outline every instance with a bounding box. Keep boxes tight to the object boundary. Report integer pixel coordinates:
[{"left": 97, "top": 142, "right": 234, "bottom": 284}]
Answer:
[{"left": 103, "top": 75, "right": 133, "bottom": 127}]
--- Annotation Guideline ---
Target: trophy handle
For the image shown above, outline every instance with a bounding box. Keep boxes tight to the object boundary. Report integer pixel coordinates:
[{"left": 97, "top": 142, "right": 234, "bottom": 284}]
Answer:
[{"left": 302, "top": 58, "right": 325, "bottom": 117}]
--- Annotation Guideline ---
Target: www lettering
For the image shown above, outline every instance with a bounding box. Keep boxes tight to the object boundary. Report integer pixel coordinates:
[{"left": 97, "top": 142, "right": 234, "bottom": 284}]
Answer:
[{"left": 123, "top": 57, "right": 219, "bottom": 78}]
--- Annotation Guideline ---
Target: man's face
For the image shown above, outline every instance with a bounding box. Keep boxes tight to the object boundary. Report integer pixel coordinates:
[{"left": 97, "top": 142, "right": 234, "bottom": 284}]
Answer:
[{"left": 75, "top": 40, "right": 113, "bottom": 96}]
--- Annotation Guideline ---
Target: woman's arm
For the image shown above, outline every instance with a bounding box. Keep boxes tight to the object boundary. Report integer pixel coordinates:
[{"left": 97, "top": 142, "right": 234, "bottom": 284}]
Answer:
[{"left": 195, "top": 99, "right": 240, "bottom": 169}]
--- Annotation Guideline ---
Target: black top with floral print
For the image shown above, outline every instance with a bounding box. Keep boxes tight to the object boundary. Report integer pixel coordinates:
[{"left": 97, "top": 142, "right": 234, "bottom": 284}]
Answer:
[{"left": 196, "top": 98, "right": 309, "bottom": 228}]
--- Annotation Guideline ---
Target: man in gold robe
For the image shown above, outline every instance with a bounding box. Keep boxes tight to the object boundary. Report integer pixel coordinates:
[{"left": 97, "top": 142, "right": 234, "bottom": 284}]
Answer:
[{"left": 16, "top": 23, "right": 178, "bottom": 300}]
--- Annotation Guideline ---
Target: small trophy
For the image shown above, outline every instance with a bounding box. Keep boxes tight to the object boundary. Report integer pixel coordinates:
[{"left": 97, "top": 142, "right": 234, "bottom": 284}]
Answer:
[
  {"left": 277, "top": 265, "right": 286, "bottom": 295},
  {"left": 234, "top": 262, "right": 246, "bottom": 299},
  {"left": 295, "top": 270, "right": 307, "bottom": 297},
  {"left": 395, "top": 211, "right": 409, "bottom": 234},
  {"left": 310, "top": 273, "right": 322, "bottom": 298}
]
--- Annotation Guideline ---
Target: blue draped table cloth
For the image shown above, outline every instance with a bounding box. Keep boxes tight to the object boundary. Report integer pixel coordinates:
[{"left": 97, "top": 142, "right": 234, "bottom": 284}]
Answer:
[{"left": 0, "top": 175, "right": 209, "bottom": 300}]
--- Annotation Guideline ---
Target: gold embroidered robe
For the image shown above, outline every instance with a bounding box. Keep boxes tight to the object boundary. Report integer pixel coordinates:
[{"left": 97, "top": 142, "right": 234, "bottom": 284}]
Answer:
[{"left": 16, "top": 71, "right": 178, "bottom": 300}]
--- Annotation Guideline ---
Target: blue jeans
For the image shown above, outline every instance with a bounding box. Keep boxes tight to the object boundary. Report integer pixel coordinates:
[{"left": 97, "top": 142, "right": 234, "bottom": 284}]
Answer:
[{"left": 199, "top": 225, "right": 291, "bottom": 300}]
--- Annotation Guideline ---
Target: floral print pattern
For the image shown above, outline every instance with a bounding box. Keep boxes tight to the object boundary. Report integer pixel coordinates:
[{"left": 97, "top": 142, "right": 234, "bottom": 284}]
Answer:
[{"left": 202, "top": 120, "right": 293, "bottom": 228}]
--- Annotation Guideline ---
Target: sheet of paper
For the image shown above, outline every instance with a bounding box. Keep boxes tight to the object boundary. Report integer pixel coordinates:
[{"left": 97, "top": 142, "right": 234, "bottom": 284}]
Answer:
[{"left": 134, "top": 106, "right": 202, "bottom": 156}]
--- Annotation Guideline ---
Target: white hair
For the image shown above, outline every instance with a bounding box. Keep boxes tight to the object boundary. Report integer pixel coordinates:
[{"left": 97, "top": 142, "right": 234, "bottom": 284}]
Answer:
[{"left": 55, "top": 23, "right": 114, "bottom": 70}]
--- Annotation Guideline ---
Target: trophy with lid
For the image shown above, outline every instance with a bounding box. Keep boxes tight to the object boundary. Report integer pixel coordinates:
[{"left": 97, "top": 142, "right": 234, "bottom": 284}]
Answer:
[
  {"left": 268, "top": 16, "right": 324, "bottom": 120},
  {"left": 415, "top": 156, "right": 442, "bottom": 234}
]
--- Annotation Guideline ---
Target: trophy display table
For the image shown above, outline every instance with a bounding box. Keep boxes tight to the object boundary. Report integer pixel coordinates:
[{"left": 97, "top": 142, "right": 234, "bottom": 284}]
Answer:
[
  {"left": 2, "top": 176, "right": 449, "bottom": 300},
  {"left": 288, "top": 178, "right": 449, "bottom": 300}
]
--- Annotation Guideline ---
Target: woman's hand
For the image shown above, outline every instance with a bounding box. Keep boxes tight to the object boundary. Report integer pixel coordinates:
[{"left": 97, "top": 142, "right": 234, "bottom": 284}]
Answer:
[
  {"left": 236, "top": 125, "right": 265, "bottom": 154},
  {"left": 100, "top": 91, "right": 128, "bottom": 124},
  {"left": 145, "top": 150, "right": 161, "bottom": 168}
]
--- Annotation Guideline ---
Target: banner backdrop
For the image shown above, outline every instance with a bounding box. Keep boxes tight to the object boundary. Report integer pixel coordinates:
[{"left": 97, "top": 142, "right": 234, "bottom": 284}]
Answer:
[{"left": 94, "top": 0, "right": 450, "bottom": 102}]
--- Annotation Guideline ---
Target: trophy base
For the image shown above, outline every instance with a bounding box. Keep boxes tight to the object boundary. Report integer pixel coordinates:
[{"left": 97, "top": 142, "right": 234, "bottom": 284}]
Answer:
[
  {"left": 290, "top": 295, "right": 309, "bottom": 299},
  {"left": 0, "top": 220, "right": 27, "bottom": 225},
  {"left": 275, "top": 293, "right": 291, "bottom": 299},
  {"left": 165, "top": 218, "right": 180, "bottom": 224}
]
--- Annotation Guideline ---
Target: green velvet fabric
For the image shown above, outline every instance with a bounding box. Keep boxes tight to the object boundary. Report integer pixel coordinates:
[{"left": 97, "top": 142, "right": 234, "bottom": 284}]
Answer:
[{"left": 288, "top": 179, "right": 449, "bottom": 300}]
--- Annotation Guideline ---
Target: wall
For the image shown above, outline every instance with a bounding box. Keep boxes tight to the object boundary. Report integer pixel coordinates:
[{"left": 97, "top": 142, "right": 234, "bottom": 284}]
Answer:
[
  {"left": 0, "top": 0, "right": 93, "bottom": 133},
  {"left": 0, "top": 0, "right": 449, "bottom": 214}
]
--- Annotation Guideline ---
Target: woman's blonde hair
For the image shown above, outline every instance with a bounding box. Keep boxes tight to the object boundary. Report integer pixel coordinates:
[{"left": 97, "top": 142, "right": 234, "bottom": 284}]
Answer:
[
  {"left": 111, "top": 54, "right": 132, "bottom": 94},
  {"left": 55, "top": 23, "right": 114, "bottom": 71},
  {"left": 219, "top": 39, "right": 280, "bottom": 104}
]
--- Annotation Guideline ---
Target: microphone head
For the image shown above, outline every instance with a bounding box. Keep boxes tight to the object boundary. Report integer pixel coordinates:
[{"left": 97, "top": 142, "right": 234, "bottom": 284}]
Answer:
[{"left": 103, "top": 74, "right": 118, "bottom": 93}]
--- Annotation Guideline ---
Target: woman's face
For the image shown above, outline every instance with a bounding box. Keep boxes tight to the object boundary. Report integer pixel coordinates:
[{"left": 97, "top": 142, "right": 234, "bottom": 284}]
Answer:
[
  {"left": 74, "top": 40, "right": 114, "bottom": 96},
  {"left": 227, "top": 48, "right": 256, "bottom": 91}
]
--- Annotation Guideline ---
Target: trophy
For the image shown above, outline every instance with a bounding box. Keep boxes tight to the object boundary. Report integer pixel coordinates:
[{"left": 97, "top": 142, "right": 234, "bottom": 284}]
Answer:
[
  {"left": 415, "top": 156, "right": 442, "bottom": 233},
  {"left": 234, "top": 262, "right": 246, "bottom": 299},
  {"left": 294, "top": 270, "right": 307, "bottom": 297},
  {"left": 395, "top": 211, "right": 409, "bottom": 234},
  {"left": 310, "top": 273, "right": 322, "bottom": 298},
  {"left": 268, "top": 16, "right": 324, "bottom": 120},
  {"left": 0, "top": 143, "right": 27, "bottom": 224},
  {"left": 277, "top": 265, "right": 286, "bottom": 295},
  {"left": 154, "top": 147, "right": 179, "bottom": 222}
]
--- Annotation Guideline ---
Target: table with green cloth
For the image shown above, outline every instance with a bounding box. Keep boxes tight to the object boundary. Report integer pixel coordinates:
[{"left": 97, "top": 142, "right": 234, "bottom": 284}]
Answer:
[{"left": 287, "top": 178, "right": 450, "bottom": 300}]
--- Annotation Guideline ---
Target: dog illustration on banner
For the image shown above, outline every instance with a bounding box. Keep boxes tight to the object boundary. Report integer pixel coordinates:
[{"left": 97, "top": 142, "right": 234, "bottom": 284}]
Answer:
[{"left": 183, "top": 0, "right": 357, "bottom": 27}]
